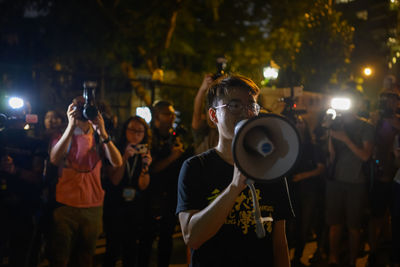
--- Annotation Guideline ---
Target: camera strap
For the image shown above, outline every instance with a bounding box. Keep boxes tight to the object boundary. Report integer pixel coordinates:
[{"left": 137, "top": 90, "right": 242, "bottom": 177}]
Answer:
[{"left": 126, "top": 154, "right": 139, "bottom": 185}]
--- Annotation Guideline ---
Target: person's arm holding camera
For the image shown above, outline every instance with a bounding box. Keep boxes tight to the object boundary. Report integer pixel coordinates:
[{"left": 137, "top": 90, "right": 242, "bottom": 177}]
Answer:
[
  {"left": 192, "top": 74, "right": 213, "bottom": 130},
  {"left": 110, "top": 145, "right": 151, "bottom": 189},
  {"left": 138, "top": 150, "right": 152, "bottom": 190},
  {"left": 109, "top": 145, "right": 136, "bottom": 186},
  {"left": 50, "top": 103, "right": 77, "bottom": 165},
  {"left": 151, "top": 137, "right": 184, "bottom": 173},
  {"left": 330, "top": 130, "right": 373, "bottom": 161},
  {"left": 90, "top": 113, "right": 122, "bottom": 167}
]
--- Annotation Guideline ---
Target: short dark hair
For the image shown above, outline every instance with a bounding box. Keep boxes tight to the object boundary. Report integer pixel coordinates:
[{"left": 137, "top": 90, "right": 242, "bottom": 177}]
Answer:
[
  {"left": 152, "top": 100, "right": 173, "bottom": 117},
  {"left": 207, "top": 75, "right": 260, "bottom": 109}
]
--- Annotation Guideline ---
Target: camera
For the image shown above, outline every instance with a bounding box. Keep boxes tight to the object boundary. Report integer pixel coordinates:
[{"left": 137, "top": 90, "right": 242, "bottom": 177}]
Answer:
[
  {"left": 0, "top": 97, "right": 38, "bottom": 131},
  {"left": 322, "top": 97, "right": 352, "bottom": 130},
  {"left": 135, "top": 144, "right": 148, "bottom": 154},
  {"left": 280, "top": 86, "right": 306, "bottom": 124},
  {"left": 212, "top": 56, "right": 228, "bottom": 80},
  {"left": 74, "top": 81, "right": 98, "bottom": 121},
  {"left": 322, "top": 110, "right": 344, "bottom": 130}
]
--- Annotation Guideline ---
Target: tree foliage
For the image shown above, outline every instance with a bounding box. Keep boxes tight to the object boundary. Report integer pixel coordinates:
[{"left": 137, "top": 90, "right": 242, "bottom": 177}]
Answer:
[
  {"left": 266, "top": 0, "right": 354, "bottom": 91},
  {"left": 0, "top": 0, "right": 355, "bottom": 123}
]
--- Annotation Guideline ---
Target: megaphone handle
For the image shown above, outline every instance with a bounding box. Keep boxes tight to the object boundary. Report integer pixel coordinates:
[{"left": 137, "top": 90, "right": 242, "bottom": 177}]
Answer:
[{"left": 246, "top": 179, "right": 266, "bottom": 239}]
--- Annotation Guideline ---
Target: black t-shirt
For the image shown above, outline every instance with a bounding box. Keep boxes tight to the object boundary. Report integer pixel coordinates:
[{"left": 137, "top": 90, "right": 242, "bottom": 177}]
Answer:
[
  {"left": 150, "top": 127, "right": 189, "bottom": 215},
  {"left": 176, "top": 149, "right": 294, "bottom": 267},
  {"left": 104, "top": 155, "right": 151, "bottom": 220},
  {"left": 291, "top": 142, "right": 325, "bottom": 186}
]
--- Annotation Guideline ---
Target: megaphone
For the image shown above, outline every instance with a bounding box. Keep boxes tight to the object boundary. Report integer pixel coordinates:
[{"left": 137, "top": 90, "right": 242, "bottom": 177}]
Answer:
[
  {"left": 233, "top": 113, "right": 300, "bottom": 182},
  {"left": 232, "top": 113, "right": 300, "bottom": 238}
]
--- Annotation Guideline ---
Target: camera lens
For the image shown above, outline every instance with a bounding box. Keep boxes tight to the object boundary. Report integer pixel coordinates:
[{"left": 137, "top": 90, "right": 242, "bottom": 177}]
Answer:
[{"left": 83, "top": 105, "right": 98, "bottom": 121}]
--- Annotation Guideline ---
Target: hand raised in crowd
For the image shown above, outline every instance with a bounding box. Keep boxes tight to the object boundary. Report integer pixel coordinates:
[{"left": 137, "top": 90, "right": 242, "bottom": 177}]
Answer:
[
  {"left": 199, "top": 74, "right": 213, "bottom": 93},
  {"left": 170, "top": 137, "right": 184, "bottom": 161},
  {"left": 141, "top": 150, "right": 152, "bottom": 171},
  {"left": 141, "top": 150, "right": 152, "bottom": 166},
  {"left": 123, "top": 144, "right": 138, "bottom": 160},
  {"left": 0, "top": 155, "right": 16, "bottom": 175},
  {"left": 66, "top": 103, "right": 79, "bottom": 128},
  {"left": 89, "top": 113, "right": 108, "bottom": 140}
]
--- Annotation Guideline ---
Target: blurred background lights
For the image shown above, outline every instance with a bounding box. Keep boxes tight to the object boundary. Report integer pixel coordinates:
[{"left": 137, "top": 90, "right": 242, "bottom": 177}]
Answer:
[
  {"left": 363, "top": 67, "right": 372, "bottom": 76},
  {"left": 326, "top": 108, "right": 337, "bottom": 120},
  {"left": 8, "top": 97, "right": 24, "bottom": 109},
  {"left": 263, "top": 67, "right": 279, "bottom": 80},
  {"left": 331, "top": 97, "right": 351, "bottom": 110},
  {"left": 136, "top": 106, "right": 152, "bottom": 124}
]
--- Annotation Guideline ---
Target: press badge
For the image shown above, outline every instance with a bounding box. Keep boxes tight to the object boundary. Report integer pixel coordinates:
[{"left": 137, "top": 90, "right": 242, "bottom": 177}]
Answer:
[{"left": 122, "top": 187, "right": 136, "bottom": 201}]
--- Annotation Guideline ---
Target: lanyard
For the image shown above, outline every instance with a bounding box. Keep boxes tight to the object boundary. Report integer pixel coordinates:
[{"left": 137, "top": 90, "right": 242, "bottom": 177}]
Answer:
[{"left": 126, "top": 155, "right": 139, "bottom": 185}]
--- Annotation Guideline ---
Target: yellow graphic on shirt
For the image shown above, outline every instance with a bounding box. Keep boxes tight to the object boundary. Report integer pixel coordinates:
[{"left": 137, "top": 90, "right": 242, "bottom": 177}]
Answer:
[{"left": 207, "top": 188, "right": 274, "bottom": 235}]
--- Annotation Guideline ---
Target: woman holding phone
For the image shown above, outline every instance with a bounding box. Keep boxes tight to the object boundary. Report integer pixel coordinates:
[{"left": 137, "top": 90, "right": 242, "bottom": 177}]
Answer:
[{"left": 103, "top": 115, "right": 153, "bottom": 267}]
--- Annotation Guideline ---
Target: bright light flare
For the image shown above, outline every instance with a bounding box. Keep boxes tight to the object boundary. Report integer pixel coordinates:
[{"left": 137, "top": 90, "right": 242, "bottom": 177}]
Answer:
[
  {"left": 326, "top": 108, "right": 337, "bottom": 120},
  {"left": 263, "top": 67, "right": 279, "bottom": 80},
  {"left": 136, "top": 106, "right": 152, "bottom": 124},
  {"left": 331, "top": 98, "right": 351, "bottom": 111},
  {"left": 363, "top": 67, "right": 372, "bottom": 76},
  {"left": 8, "top": 97, "right": 24, "bottom": 109}
]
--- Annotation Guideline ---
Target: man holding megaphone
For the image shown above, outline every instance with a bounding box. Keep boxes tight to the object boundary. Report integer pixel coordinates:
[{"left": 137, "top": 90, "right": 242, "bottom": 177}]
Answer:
[{"left": 177, "top": 75, "right": 293, "bottom": 267}]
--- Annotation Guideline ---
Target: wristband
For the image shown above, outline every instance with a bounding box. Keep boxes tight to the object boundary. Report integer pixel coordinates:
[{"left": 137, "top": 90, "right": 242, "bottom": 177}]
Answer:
[{"left": 102, "top": 135, "right": 111, "bottom": 144}]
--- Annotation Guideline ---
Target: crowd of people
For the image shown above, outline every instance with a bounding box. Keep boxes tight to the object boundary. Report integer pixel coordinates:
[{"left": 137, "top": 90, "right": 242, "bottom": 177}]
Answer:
[{"left": 1, "top": 74, "right": 400, "bottom": 267}]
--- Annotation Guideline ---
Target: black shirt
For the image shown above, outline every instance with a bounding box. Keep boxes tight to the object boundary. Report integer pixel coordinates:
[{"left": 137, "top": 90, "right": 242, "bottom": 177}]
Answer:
[{"left": 176, "top": 149, "right": 294, "bottom": 267}]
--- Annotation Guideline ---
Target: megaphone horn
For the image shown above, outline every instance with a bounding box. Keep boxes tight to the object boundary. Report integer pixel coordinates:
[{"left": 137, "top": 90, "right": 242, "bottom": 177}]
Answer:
[
  {"left": 233, "top": 113, "right": 300, "bottom": 182},
  {"left": 232, "top": 113, "right": 300, "bottom": 238}
]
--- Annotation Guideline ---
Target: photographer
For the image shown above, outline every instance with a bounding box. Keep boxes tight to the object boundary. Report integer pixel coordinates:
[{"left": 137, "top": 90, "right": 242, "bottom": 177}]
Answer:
[
  {"left": 325, "top": 86, "right": 374, "bottom": 267},
  {"left": 49, "top": 96, "right": 122, "bottom": 267},
  {"left": 103, "top": 116, "right": 153, "bottom": 267},
  {"left": 147, "top": 100, "right": 188, "bottom": 267},
  {"left": 0, "top": 105, "right": 47, "bottom": 267},
  {"left": 368, "top": 89, "right": 400, "bottom": 266}
]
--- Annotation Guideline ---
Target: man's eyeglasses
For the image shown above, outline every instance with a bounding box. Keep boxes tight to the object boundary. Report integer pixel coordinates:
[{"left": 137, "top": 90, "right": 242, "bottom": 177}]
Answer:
[{"left": 214, "top": 100, "right": 260, "bottom": 115}]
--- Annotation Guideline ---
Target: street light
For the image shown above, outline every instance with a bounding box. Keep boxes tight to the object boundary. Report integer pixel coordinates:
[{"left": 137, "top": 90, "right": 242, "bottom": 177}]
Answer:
[{"left": 363, "top": 67, "right": 372, "bottom": 77}]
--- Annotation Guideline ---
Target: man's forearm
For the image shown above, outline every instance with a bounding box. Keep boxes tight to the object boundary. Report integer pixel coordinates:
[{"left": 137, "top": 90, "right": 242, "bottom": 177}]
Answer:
[
  {"left": 182, "top": 183, "right": 242, "bottom": 249},
  {"left": 192, "top": 90, "right": 206, "bottom": 130},
  {"left": 344, "top": 139, "right": 372, "bottom": 161}
]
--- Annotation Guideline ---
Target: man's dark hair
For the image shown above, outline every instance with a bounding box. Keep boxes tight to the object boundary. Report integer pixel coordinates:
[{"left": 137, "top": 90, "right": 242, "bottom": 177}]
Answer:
[
  {"left": 207, "top": 75, "right": 260, "bottom": 109},
  {"left": 152, "top": 100, "right": 173, "bottom": 117}
]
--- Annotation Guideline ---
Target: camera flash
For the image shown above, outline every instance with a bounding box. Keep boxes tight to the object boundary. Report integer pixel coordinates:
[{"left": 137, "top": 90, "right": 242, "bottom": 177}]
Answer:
[{"left": 331, "top": 98, "right": 351, "bottom": 111}]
